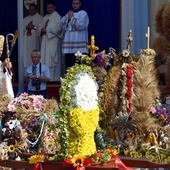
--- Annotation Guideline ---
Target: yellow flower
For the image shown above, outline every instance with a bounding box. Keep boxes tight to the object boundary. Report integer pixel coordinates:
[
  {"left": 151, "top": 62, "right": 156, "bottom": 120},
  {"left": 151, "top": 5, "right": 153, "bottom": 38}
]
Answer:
[
  {"left": 68, "top": 107, "right": 99, "bottom": 156},
  {"left": 50, "top": 138, "right": 55, "bottom": 144},
  {"left": 71, "top": 155, "right": 84, "bottom": 167},
  {"left": 28, "top": 154, "right": 45, "bottom": 164},
  {"left": 7, "top": 145, "right": 15, "bottom": 153},
  {"left": 2, "top": 95, "right": 5, "bottom": 101}
]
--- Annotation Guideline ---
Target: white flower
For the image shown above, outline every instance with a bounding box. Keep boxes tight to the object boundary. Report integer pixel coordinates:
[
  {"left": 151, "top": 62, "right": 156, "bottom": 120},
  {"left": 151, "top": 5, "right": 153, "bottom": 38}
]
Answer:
[
  {"left": 74, "top": 51, "right": 82, "bottom": 57},
  {"left": 70, "top": 72, "right": 98, "bottom": 111},
  {"left": 122, "top": 49, "right": 130, "bottom": 58}
]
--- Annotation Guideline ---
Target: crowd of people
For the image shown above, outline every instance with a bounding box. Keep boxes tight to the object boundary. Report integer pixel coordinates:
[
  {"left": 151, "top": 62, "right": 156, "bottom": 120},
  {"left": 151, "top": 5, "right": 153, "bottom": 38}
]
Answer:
[{"left": 23, "top": 0, "right": 89, "bottom": 97}]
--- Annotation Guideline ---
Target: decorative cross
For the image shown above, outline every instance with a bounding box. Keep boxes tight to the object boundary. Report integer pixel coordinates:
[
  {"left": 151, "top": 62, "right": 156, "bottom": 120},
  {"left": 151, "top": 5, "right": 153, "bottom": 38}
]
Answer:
[
  {"left": 87, "top": 35, "right": 99, "bottom": 57},
  {"left": 145, "top": 27, "right": 150, "bottom": 51},
  {"left": 126, "top": 30, "right": 133, "bottom": 51}
]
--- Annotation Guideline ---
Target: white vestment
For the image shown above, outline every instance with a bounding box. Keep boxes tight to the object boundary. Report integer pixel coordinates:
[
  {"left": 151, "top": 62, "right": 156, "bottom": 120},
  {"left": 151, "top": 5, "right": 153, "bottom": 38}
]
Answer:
[
  {"left": 23, "top": 13, "right": 43, "bottom": 68},
  {"left": 39, "top": 11, "right": 64, "bottom": 81},
  {"left": 0, "top": 61, "right": 14, "bottom": 99},
  {"left": 61, "top": 10, "right": 89, "bottom": 54}
]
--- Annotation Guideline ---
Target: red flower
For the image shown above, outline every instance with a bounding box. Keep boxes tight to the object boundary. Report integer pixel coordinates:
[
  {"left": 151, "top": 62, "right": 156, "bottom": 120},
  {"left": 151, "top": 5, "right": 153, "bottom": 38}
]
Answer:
[
  {"left": 63, "top": 157, "right": 92, "bottom": 167},
  {"left": 100, "top": 60, "right": 105, "bottom": 67},
  {"left": 126, "top": 66, "right": 133, "bottom": 78},
  {"left": 126, "top": 79, "right": 133, "bottom": 88},
  {"left": 125, "top": 90, "right": 132, "bottom": 99},
  {"left": 92, "top": 152, "right": 103, "bottom": 158},
  {"left": 62, "top": 157, "right": 73, "bottom": 167},
  {"left": 83, "top": 158, "right": 92, "bottom": 166}
]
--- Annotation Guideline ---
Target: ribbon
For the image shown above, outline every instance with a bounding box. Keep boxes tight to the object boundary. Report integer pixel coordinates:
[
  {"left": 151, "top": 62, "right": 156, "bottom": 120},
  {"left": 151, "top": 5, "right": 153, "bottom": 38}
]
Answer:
[
  {"left": 26, "top": 113, "right": 47, "bottom": 147},
  {"left": 76, "top": 166, "right": 85, "bottom": 170},
  {"left": 114, "top": 156, "right": 133, "bottom": 170},
  {"left": 33, "top": 162, "right": 43, "bottom": 170}
]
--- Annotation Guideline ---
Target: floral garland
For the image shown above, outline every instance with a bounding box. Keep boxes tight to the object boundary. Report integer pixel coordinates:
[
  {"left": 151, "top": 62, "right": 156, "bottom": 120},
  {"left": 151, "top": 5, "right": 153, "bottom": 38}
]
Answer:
[
  {"left": 120, "top": 63, "right": 134, "bottom": 116},
  {"left": 7, "top": 92, "right": 47, "bottom": 114},
  {"left": 62, "top": 149, "right": 132, "bottom": 170}
]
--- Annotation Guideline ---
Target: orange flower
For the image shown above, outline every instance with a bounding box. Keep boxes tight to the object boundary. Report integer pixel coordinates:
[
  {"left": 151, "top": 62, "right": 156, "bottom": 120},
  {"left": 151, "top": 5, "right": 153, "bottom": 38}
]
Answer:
[
  {"left": 71, "top": 155, "right": 84, "bottom": 167},
  {"left": 106, "top": 149, "right": 118, "bottom": 158},
  {"left": 63, "top": 156, "right": 92, "bottom": 167},
  {"left": 160, "top": 114, "right": 165, "bottom": 120}
]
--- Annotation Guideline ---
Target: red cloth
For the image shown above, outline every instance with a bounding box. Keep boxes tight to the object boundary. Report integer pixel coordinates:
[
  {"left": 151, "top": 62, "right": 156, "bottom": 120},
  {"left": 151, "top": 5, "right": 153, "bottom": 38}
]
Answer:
[
  {"left": 114, "top": 156, "right": 133, "bottom": 170},
  {"left": 33, "top": 162, "right": 42, "bottom": 170}
]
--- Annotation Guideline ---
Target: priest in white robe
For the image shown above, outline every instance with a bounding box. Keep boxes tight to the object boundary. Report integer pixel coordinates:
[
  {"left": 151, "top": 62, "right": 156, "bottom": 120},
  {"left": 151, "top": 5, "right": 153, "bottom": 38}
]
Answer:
[
  {"left": 0, "top": 35, "right": 14, "bottom": 99},
  {"left": 23, "top": 4, "right": 43, "bottom": 69},
  {"left": 61, "top": 0, "right": 89, "bottom": 73},
  {"left": 38, "top": 1, "right": 63, "bottom": 82}
]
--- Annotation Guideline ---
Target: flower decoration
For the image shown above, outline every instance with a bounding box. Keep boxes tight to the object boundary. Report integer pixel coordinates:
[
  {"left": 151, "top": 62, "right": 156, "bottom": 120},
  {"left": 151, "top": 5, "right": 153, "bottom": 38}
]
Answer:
[
  {"left": 30, "top": 118, "right": 38, "bottom": 127},
  {"left": 74, "top": 50, "right": 112, "bottom": 69},
  {"left": 59, "top": 63, "right": 99, "bottom": 158},
  {"left": 106, "top": 149, "right": 119, "bottom": 158},
  {"left": 122, "top": 49, "right": 130, "bottom": 58},
  {"left": 75, "top": 51, "right": 92, "bottom": 65},
  {"left": 3, "top": 93, "right": 61, "bottom": 156},
  {"left": 63, "top": 149, "right": 132, "bottom": 170},
  {"left": 29, "top": 154, "right": 45, "bottom": 170},
  {"left": 28, "top": 154, "right": 45, "bottom": 164},
  {"left": 91, "top": 150, "right": 111, "bottom": 163},
  {"left": 7, "top": 93, "right": 46, "bottom": 116},
  {"left": 63, "top": 155, "right": 92, "bottom": 170},
  {"left": 68, "top": 107, "right": 99, "bottom": 156},
  {"left": 90, "top": 149, "right": 119, "bottom": 163},
  {"left": 92, "top": 50, "right": 112, "bottom": 68},
  {"left": 71, "top": 155, "right": 91, "bottom": 167},
  {"left": 118, "top": 48, "right": 135, "bottom": 64},
  {"left": 150, "top": 105, "right": 170, "bottom": 126},
  {"left": 93, "top": 52, "right": 105, "bottom": 66},
  {"left": 120, "top": 63, "right": 134, "bottom": 116},
  {"left": 7, "top": 145, "right": 16, "bottom": 153},
  {"left": 69, "top": 72, "right": 98, "bottom": 110}
]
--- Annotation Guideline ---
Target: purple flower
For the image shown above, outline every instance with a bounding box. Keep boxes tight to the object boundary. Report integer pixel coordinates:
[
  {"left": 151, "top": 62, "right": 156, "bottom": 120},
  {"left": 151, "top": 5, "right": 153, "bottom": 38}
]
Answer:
[
  {"left": 29, "top": 118, "right": 38, "bottom": 127},
  {"left": 22, "top": 123, "right": 28, "bottom": 129}
]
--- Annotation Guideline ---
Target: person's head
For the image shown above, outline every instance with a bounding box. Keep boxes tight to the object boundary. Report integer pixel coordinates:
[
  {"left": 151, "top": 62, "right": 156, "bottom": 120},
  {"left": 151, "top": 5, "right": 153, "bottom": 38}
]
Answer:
[
  {"left": 46, "top": 1, "right": 56, "bottom": 14},
  {"left": 72, "top": 0, "right": 82, "bottom": 12},
  {"left": 31, "top": 49, "right": 41, "bottom": 65},
  {"left": 28, "top": 4, "right": 37, "bottom": 16}
]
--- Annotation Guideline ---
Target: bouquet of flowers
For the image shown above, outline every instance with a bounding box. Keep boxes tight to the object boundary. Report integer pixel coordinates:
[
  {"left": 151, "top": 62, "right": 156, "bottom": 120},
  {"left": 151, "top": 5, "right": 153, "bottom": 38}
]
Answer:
[{"left": 7, "top": 93, "right": 60, "bottom": 154}]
